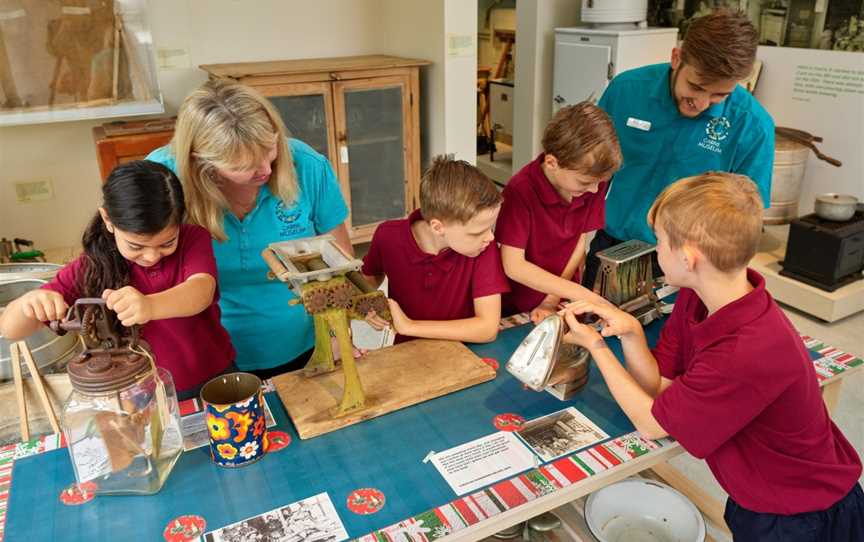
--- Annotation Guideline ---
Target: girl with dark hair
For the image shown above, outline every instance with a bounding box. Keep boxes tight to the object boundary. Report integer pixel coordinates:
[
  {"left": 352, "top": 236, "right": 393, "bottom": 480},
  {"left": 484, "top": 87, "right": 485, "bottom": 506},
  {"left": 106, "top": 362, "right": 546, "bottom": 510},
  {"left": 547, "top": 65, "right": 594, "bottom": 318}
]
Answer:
[{"left": 0, "top": 160, "right": 235, "bottom": 399}]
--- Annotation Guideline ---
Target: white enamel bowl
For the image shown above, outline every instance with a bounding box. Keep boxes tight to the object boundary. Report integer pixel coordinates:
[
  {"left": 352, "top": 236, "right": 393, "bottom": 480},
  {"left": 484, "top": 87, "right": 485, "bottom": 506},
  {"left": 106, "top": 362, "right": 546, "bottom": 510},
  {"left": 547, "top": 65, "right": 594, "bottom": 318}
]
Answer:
[{"left": 585, "top": 478, "right": 706, "bottom": 542}]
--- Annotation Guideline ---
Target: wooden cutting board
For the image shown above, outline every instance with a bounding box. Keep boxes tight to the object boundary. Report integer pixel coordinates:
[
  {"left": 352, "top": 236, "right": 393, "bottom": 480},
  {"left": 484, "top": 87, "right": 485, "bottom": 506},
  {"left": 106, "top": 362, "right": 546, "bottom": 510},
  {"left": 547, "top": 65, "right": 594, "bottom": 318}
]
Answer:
[{"left": 273, "top": 339, "right": 496, "bottom": 439}]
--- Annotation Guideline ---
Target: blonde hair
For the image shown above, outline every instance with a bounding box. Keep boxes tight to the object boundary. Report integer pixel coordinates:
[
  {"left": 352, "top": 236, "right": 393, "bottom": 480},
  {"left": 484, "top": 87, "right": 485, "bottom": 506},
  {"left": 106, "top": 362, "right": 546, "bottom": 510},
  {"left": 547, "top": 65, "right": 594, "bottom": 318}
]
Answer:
[
  {"left": 420, "top": 155, "right": 502, "bottom": 224},
  {"left": 647, "top": 172, "right": 763, "bottom": 272},
  {"left": 171, "top": 79, "right": 297, "bottom": 241},
  {"left": 542, "top": 102, "right": 622, "bottom": 177}
]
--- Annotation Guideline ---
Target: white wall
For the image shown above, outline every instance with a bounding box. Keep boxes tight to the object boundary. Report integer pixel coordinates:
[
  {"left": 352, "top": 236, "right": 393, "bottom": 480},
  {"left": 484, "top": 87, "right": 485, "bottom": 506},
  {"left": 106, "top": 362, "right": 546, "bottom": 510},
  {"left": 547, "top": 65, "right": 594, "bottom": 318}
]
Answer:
[
  {"left": 378, "top": 0, "right": 477, "bottom": 166},
  {"left": 443, "top": 0, "right": 478, "bottom": 165},
  {"left": 754, "top": 46, "right": 864, "bottom": 214},
  {"left": 512, "top": 0, "right": 580, "bottom": 170},
  {"left": 1, "top": 0, "right": 477, "bottom": 250}
]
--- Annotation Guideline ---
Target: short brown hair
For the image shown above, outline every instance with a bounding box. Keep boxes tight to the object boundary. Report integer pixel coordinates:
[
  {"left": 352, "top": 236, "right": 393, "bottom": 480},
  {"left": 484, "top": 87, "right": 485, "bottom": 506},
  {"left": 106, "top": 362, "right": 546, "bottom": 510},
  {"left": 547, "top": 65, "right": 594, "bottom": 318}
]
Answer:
[
  {"left": 420, "top": 155, "right": 502, "bottom": 224},
  {"left": 681, "top": 9, "right": 758, "bottom": 82},
  {"left": 541, "top": 102, "right": 622, "bottom": 177},
  {"left": 647, "top": 172, "right": 763, "bottom": 272}
]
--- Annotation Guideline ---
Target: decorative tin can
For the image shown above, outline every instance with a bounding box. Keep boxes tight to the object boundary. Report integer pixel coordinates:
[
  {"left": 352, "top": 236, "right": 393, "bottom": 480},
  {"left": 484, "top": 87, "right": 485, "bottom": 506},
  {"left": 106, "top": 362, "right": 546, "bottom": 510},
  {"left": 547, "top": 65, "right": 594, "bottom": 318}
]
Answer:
[{"left": 200, "top": 372, "right": 267, "bottom": 467}]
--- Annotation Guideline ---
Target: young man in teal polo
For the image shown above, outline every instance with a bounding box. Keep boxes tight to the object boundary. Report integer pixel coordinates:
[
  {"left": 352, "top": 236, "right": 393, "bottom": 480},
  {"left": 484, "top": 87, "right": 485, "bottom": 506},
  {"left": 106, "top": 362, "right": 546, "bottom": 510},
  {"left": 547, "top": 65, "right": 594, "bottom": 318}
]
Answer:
[{"left": 583, "top": 9, "right": 775, "bottom": 288}]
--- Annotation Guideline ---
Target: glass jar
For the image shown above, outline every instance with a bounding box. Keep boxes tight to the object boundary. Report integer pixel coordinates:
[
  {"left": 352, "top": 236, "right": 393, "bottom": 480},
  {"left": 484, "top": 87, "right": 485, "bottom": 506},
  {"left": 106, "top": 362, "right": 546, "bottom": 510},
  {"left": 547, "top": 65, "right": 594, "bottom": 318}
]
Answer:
[{"left": 61, "top": 346, "right": 182, "bottom": 496}]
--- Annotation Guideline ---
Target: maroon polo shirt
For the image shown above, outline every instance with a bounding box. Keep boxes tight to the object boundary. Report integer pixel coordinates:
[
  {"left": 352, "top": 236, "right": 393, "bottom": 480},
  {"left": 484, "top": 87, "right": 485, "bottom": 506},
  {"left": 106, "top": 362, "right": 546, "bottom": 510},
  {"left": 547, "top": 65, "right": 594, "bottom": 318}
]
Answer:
[
  {"left": 496, "top": 154, "right": 607, "bottom": 315},
  {"left": 651, "top": 270, "right": 861, "bottom": 514},
  {"left": 43, "top": 224, "right": 234, "bottom": 393},
  {"left": 362, "top": 210, "right": 509, "bottom": 342}
]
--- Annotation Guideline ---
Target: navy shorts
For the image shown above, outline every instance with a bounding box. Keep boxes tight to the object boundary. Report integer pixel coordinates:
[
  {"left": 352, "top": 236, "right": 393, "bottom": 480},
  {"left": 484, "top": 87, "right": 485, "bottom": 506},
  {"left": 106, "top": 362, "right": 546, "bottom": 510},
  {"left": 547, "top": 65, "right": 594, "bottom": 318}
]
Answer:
[{"left": 724, "top": 483, "right": 864, "bottom": 542}]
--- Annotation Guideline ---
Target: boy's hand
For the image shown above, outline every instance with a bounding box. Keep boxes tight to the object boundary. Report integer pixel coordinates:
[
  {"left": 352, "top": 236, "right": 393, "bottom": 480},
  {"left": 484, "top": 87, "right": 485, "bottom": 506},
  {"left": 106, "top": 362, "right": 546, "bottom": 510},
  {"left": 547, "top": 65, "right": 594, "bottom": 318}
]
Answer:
[
  {"left": 387, "top": 299, "right": 413, "bottom": 336},
  {"left": 102, "top": 286, "right": 153, "bottom": 327},
  {"left": 563, "top": 300, "right": 641, "bottom": 338},
  {"left": 364, "top": 309, "right": 391, "bottom": 331},
  {"left": 530, "top": 296, "right": 560, "bottom": 324},
  {"left": 331, "top": 334, "right": 367, "bottom": 361},
  {"left": 19, "top": 289, "right": 67, "bottom": 323},
  {"left": 561, "top": 308, "right": 605, "bottom": 351}
]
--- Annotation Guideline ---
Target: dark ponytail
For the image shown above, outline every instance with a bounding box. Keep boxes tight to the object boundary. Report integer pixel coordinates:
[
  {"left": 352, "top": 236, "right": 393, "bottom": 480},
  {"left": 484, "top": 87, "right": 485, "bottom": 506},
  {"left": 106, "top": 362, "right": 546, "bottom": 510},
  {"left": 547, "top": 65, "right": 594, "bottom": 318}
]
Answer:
[{"left": 80, "top": 161, "right": 185, "bottom": 300}]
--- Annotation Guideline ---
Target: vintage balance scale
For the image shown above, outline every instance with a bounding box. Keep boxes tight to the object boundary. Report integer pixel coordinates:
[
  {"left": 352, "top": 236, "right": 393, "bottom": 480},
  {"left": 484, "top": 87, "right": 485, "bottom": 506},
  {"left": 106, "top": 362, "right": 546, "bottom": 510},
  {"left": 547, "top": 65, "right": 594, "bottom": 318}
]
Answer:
[
  {"left": 262, "top": 235, "right": 496, "bottom": 439},
  {"left": 507, "top": 240, "right": 667, "bottom": 400}
]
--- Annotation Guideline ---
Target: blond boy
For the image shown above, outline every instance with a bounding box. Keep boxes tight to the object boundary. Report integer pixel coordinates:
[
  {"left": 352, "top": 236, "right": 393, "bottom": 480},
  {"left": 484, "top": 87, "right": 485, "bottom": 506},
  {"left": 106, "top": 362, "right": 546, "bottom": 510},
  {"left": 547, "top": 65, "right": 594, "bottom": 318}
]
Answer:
[{"left": 562, "top": 173, "right": 862, "bottom": 542}]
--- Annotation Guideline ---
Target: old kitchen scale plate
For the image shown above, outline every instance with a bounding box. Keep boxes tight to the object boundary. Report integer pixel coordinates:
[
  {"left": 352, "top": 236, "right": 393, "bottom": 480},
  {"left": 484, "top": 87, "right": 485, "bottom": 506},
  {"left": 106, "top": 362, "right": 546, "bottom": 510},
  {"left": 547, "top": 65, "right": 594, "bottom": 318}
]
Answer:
[{"left": 273, "top": 339, "right": 496, "bottom": 439}]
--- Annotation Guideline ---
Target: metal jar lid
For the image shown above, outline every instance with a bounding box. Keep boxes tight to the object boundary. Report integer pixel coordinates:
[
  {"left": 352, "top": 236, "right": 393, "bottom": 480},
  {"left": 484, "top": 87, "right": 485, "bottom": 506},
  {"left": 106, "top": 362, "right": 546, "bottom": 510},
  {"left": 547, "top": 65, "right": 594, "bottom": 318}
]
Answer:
[{"left": 67, "top": 349, "right": 152, "bottom": 394}]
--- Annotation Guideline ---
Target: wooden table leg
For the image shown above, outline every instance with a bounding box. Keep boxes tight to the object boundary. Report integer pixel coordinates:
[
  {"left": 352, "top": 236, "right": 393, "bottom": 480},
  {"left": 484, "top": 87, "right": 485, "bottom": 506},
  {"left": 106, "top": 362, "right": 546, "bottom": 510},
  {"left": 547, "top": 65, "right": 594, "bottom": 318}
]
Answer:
[
  {"left": 649, "top": 461, "right": 731, "bottom": 537},
  {"left": 821, "top": 380, "right": 843, "bottom": 415}
]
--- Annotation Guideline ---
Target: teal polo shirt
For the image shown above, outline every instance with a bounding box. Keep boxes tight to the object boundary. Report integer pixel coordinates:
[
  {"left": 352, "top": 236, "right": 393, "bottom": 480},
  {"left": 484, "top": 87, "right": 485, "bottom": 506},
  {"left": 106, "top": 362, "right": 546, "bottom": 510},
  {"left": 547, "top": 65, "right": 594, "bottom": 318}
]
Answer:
[
  {"left": 146, "top": 139, "right": 349, "bottom": 371},
  {"left": 598, "top": 63, "right": 775, "bottom": 243}
]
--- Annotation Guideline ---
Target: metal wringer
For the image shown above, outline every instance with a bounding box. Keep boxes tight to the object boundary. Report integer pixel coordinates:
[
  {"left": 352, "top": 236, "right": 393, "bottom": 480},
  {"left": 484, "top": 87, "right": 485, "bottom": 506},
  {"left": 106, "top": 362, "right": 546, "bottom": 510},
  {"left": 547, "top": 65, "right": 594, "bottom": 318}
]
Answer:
[{"left": 262, "top": 234, "right": 391, "bottom": 417}]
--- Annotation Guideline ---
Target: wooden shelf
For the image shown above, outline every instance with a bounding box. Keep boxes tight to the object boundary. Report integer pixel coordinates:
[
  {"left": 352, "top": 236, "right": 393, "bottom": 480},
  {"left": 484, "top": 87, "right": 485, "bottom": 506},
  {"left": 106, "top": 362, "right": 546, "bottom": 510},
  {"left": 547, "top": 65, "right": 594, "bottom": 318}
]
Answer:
[{"left": 201, "top": 55, "right": 430, "bottom": 80}]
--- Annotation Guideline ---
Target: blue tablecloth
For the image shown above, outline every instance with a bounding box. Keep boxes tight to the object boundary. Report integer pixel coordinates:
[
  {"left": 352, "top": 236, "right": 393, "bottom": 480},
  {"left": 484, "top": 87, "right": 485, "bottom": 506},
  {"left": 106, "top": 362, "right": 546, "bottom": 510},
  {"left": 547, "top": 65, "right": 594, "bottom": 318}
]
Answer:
[{"left": 5, "top": 321, "right": 666, "bottom": 541}]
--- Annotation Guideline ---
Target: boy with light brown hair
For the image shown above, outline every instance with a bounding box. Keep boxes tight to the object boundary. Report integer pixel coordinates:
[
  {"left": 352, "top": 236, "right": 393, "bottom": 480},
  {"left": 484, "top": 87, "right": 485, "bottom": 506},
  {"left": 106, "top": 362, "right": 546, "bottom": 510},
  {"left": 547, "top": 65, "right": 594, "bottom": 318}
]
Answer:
[
  {"left": 496, "top": 102, "right": 621, "bottom": 321},
  {"left": 562, "top": 172, "right": 862, "bottom": 542},
  {"left": 363, "top": 156, "right": 509, "bottom": 343}
]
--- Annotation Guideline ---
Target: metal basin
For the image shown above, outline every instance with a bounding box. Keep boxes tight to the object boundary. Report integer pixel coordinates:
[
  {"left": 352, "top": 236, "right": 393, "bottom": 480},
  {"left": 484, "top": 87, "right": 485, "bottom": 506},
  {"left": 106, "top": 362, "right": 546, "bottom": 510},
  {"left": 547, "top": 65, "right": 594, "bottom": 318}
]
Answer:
[
  {"left": 0, "top": 279, "right": 83, "bottom": 381},
  {"left": 0, "top": 262, "right": 63, "bottom": 283}
]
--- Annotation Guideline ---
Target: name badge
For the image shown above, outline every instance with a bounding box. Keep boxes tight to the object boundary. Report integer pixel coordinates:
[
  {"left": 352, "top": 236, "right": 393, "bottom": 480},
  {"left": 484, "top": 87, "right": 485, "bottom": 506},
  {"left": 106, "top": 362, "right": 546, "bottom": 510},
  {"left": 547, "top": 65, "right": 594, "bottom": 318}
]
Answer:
[{"left": 626, "top": 117, "right": 651, "bottom": 131}]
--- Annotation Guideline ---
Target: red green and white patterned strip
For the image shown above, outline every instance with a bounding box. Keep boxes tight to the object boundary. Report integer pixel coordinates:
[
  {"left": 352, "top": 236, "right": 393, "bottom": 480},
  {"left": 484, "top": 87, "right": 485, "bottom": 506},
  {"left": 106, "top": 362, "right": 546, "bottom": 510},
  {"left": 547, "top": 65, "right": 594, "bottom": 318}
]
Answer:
[
  {"left": 0, "top": 444, "right": 17, "bottom": 542},
  {"left": 354, "top": 432, "right": 671, "bottom": 541},
  {"left": 13, "top": 433, "right": 66, "bottom": 460},
  {"left": 800, "top": 335, "right": 863, "bottom": 382}
]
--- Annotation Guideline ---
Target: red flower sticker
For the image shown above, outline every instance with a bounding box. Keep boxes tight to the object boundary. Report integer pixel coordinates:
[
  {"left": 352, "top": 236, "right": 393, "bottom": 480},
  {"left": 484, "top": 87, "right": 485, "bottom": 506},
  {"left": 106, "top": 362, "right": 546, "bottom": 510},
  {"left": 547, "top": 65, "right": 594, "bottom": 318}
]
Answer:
[
  {"left": 163, "top": 515, "right": 207, "bottom": 542},
  {"left": 493, "top": 413, "right": 525, "bottom": 432},
  {"left": 59, "top": 481, "right": 97, "bottom": 505},
  {"left": 346, "top": 488, "right": 386, "bottom": 515},
  {"left": 265, "top": 430, "right": 291, "bottom": 453},
  {"left": 481, "top": 357, "right": 500, "bottom": 370}
]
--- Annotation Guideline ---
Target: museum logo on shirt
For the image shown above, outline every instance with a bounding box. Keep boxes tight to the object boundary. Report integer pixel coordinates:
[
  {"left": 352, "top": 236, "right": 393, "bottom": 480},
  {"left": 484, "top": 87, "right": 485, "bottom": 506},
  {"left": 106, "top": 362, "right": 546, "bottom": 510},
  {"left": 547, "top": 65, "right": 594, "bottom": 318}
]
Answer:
[{"left": 698, "top": 116, "right": 731, "bottom": 154}]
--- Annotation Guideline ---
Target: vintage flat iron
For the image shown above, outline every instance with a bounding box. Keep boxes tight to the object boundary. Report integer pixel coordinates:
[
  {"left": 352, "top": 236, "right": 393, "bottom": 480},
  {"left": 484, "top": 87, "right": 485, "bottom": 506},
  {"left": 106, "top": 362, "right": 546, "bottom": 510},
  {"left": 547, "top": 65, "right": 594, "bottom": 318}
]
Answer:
[
  {"left": 262, "top": 234, "right": 391, "bottom": 417},
  {"left": 505, "top": 314, "right": 594, "bottom": 401},
  {"left": 593, "top": 239, "right": 664, "bottom": 326}
]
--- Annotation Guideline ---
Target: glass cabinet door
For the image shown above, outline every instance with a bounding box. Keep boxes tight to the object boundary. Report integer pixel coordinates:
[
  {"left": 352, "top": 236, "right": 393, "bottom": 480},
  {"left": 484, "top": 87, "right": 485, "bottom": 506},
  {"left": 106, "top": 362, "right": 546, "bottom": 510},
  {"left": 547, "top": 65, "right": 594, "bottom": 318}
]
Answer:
[
  {"left": 334, "top": 76, "right": 410, "bottom": 239},
  {"left": 257, "top": 83, "right": 338, "bottom": 171}
]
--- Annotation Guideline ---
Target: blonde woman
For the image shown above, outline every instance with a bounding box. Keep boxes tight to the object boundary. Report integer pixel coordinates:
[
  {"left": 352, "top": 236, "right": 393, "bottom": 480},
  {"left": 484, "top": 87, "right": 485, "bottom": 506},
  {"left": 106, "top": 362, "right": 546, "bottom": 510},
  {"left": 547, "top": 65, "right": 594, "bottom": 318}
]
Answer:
[{"left": 147, "top": 79, "right": 351, "bottom": 379}]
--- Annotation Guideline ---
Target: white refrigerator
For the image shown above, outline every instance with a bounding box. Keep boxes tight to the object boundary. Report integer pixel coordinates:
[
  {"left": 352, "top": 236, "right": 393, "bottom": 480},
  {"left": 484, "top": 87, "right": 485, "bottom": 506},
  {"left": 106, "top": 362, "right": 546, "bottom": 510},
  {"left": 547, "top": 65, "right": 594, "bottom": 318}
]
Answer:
[{"left": 552, "top": 27, "right": 679, "bottom": 112}]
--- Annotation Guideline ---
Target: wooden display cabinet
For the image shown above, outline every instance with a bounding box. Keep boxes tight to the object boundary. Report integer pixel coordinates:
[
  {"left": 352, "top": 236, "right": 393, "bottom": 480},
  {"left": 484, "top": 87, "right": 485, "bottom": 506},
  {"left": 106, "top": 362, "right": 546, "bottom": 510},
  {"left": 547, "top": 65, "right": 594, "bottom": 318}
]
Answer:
[
  {"left": 200, "top": 55, "right": 430, "bottom": 243},
  {"left": 92, "top": 117, "right": 176, "bottom": 182}
]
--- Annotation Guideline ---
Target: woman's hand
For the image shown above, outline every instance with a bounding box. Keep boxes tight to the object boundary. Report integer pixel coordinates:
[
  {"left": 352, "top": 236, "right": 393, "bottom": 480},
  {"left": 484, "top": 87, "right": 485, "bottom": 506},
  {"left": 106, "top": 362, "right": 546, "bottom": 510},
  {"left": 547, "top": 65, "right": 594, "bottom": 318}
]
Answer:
[
  {"left": 103, "top": 286, "right": 153, "bottom": 326},
  {"left": 19, "top": 289, "right": 67, "bottom": 323}
]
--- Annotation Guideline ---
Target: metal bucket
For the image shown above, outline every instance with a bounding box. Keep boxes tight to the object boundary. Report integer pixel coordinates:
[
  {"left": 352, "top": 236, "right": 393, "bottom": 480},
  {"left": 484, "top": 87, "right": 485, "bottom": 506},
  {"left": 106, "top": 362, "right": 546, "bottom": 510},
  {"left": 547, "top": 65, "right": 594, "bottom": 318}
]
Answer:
[
  {"left": 0, "top": 279, "right": 84, "bottom": 381},
  {"left": 764, "top": 135, "right": 810, "bottom": 225}
]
